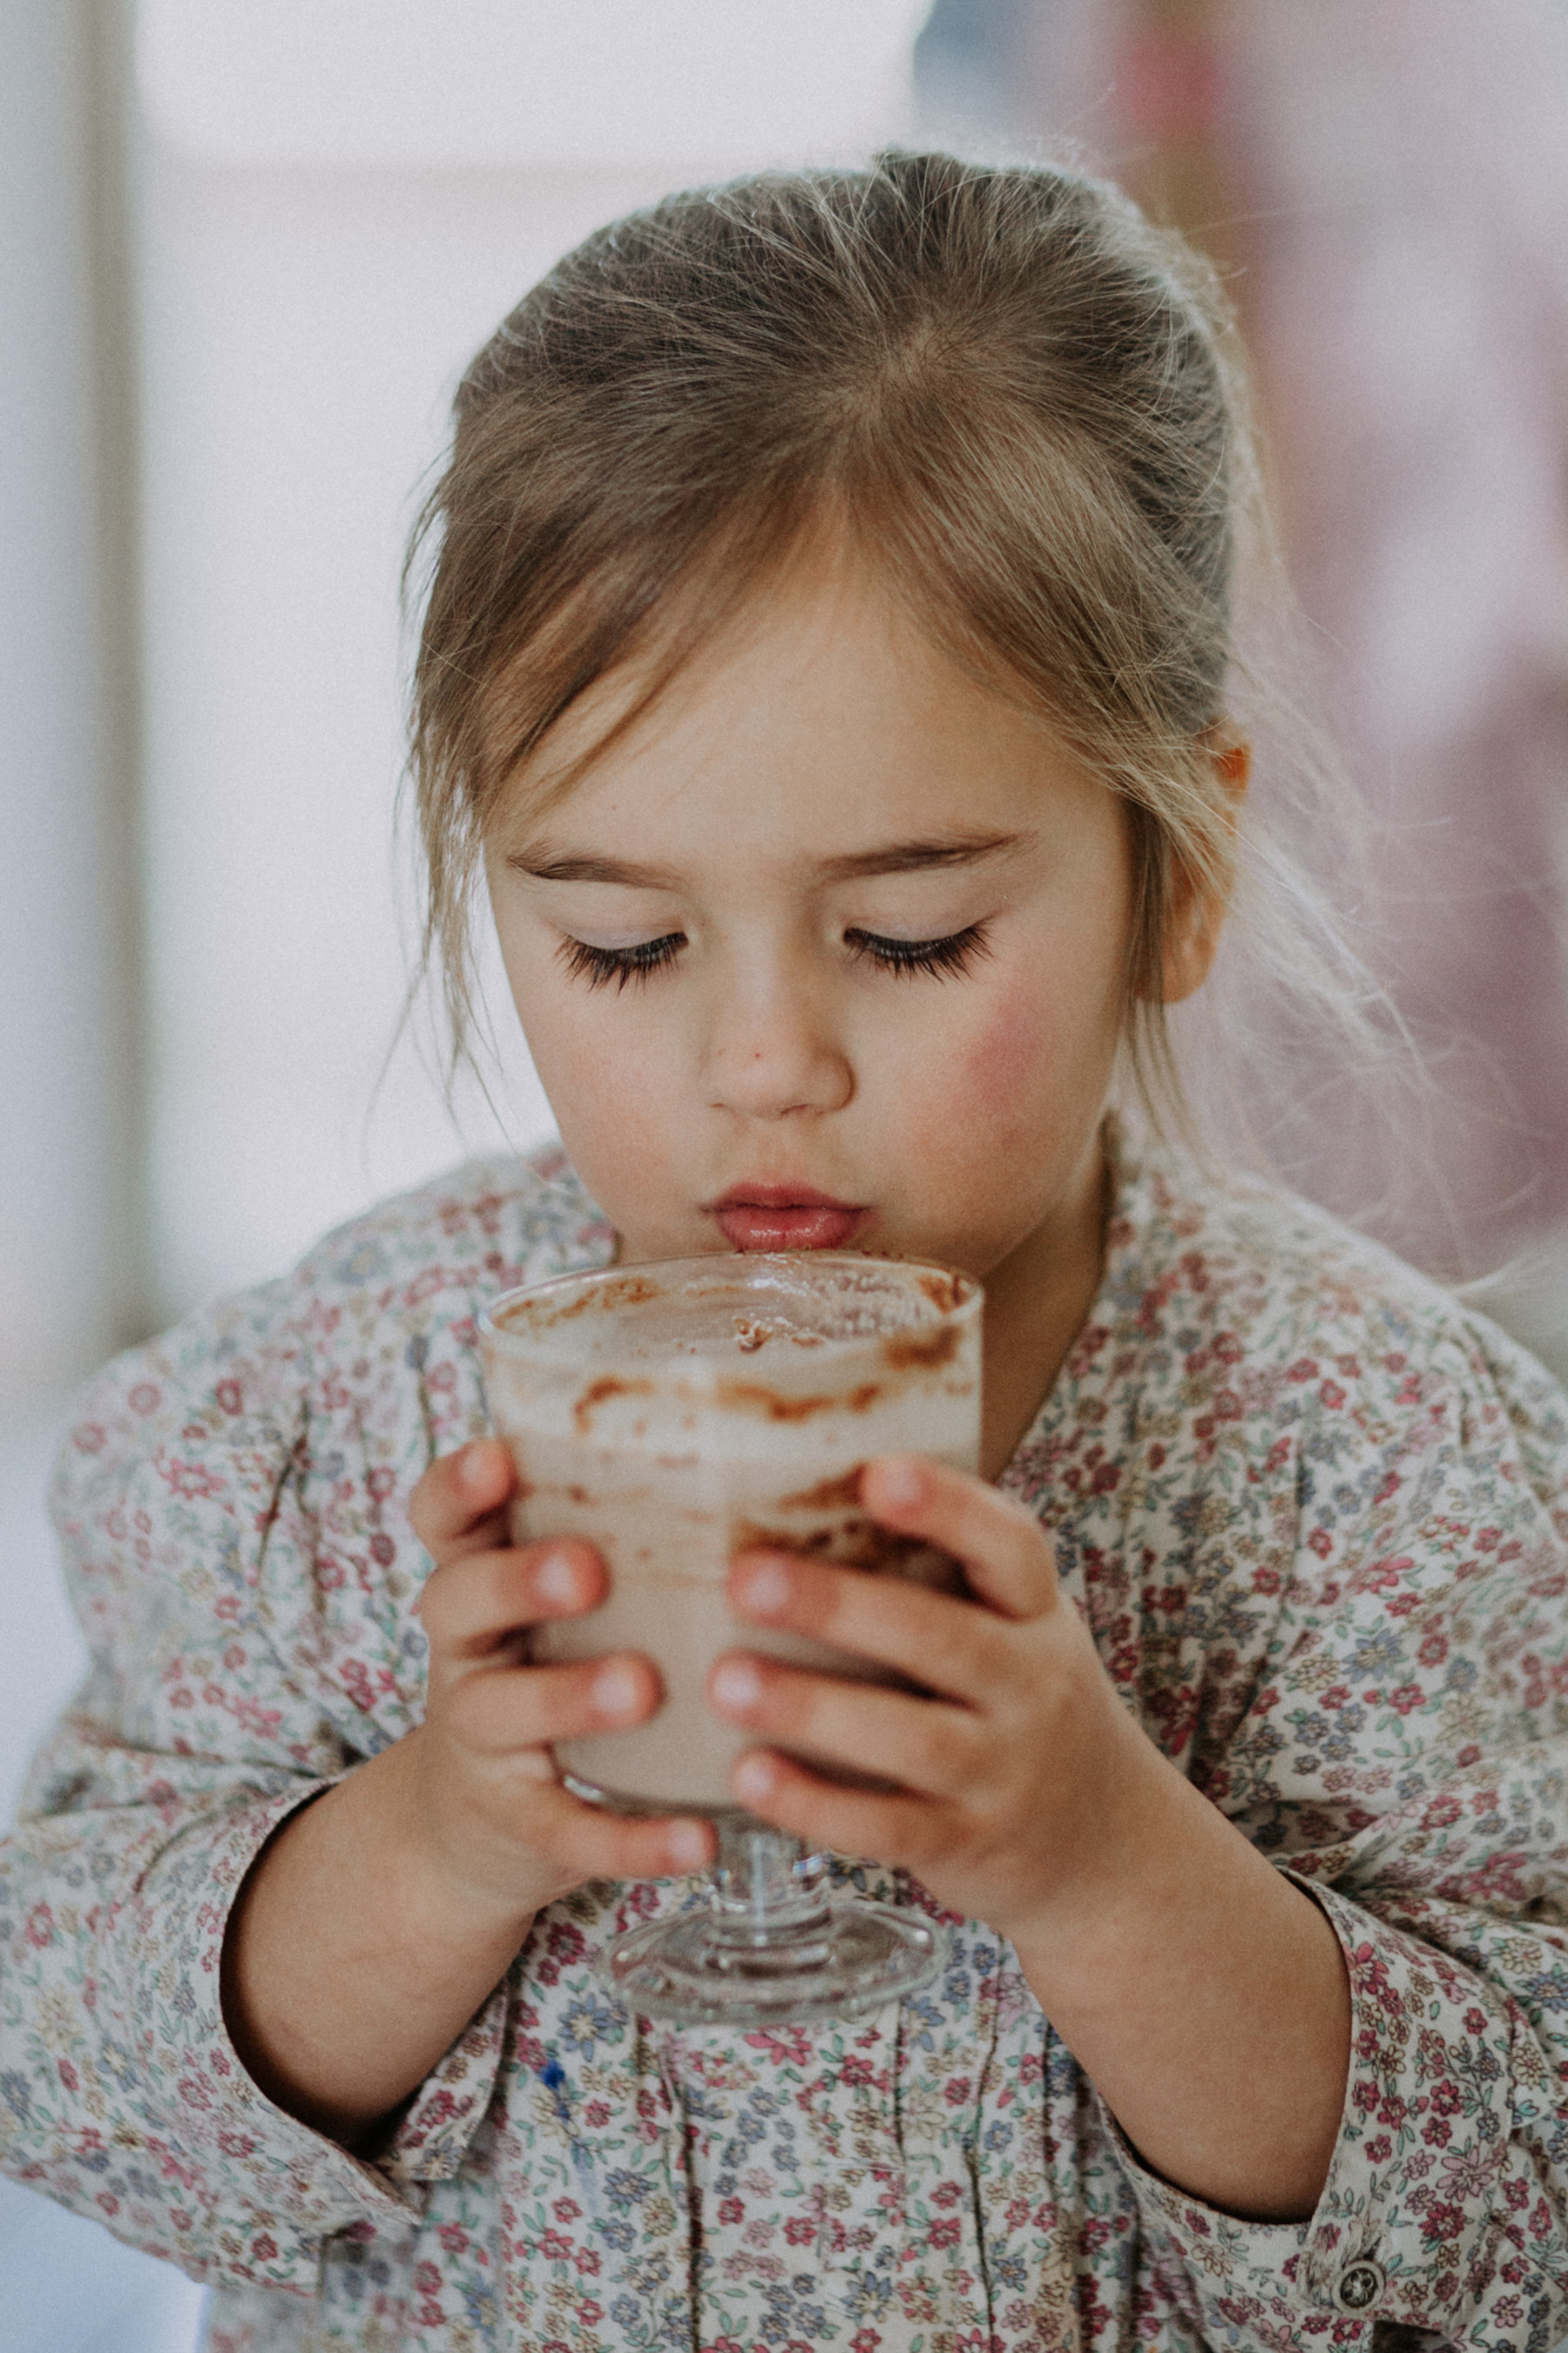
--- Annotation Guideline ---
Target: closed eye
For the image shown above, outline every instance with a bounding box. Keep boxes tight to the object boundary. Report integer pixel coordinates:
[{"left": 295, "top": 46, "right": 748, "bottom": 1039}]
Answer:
[
  {"left": 558, "top": 933, "right": 686, "bottom": 991},
  {"left": 844, "top": 922, "right": 991, "bottom": 980},
  {"left": 558, "top": 922, "right": 991, "bottom": 990}
]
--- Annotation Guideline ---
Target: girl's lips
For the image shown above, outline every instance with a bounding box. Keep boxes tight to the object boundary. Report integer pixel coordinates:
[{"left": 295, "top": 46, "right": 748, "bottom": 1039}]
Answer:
[{"left": 708, "top": 1191, "right": 868, "bottom": 1253}]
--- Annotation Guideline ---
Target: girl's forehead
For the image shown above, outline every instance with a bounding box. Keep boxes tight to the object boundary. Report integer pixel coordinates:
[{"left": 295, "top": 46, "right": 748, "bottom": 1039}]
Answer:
[{"left": 490, "top": 544, "right": 1094, "bottom": 861}]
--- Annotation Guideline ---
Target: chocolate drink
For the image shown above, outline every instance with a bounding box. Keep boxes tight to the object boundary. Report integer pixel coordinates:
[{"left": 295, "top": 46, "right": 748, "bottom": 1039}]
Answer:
[{"left": 480, "top": 1254, "right": 983, "bottom": 1814}]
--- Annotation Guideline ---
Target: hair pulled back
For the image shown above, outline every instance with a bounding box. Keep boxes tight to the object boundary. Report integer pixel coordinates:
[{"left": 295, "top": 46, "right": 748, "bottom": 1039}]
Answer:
[{"left": 408, "top": 149, "right": 1258, "bottom": 1117}]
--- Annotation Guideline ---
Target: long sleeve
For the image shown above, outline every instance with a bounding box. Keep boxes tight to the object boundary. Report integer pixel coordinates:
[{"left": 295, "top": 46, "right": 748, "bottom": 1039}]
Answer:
[
  {"left": 10, "top": 1130, "right": 1568, "bottom": 2350},
  {"left": 0, "top": 1252, "right": 509, "bottom": 2294},
  {"left": 1071, "top": 1312, "right": 1568, "bottom": 2347}
]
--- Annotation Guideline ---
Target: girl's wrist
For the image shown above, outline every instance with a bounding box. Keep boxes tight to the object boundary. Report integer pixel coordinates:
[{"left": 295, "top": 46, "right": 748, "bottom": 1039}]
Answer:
[
  {"left": 382, "top": 1728, "right": 560, "bottom": 1945},
  {"left": 992, "top": 1716, "right": 1350, "bottom": 2221},
  {"left": 223, "top": 1741, "right": 538, "bottom": 2145},
  {"left": 991, "top": 1713, "right": 1194, "bottom": 1976}
]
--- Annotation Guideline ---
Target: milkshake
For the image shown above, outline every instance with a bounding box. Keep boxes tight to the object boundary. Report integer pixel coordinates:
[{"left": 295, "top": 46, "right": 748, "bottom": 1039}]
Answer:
[{"left": 480, "top": 1253, "right": 983, "bottom": 1814}]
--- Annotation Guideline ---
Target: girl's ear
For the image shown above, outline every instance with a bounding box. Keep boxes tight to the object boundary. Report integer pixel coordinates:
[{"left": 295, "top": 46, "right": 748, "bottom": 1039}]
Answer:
[{"left": 1159, "top": 734, "right": 1251, "bottom": 1004}]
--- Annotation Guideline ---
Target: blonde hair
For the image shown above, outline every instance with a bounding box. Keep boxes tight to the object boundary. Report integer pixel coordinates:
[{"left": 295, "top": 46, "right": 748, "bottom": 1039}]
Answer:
[{"left": 405, "top": 150, "right": 1316, "bottom": 1126}]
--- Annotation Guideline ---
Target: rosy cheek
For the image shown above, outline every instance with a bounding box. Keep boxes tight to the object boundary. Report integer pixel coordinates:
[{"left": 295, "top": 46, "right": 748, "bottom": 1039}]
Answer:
[{"left": 958, "top": 991, "right": 1056, "bottom": 1116}]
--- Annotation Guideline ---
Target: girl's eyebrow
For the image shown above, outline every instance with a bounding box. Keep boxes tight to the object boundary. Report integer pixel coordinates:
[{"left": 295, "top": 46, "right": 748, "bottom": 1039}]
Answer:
[
  {"left": 508, "top": 833, "right": 1024, "bottom": 889},
  {"left": 816, "top": 833, "right": 1024, "bottom": 880},
  {"left": 508, "top": 851, "right": 679, "bottom": 886}
]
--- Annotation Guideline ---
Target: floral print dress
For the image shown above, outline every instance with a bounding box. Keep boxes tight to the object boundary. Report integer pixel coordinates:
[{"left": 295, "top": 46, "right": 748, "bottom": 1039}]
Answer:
[{"left": 3, "top": 1133, "right": 1568, "bottom": 2353}]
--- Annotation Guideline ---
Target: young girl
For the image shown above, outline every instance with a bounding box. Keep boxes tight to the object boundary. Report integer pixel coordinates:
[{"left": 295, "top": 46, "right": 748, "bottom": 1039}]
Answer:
[{"left": 3, "top": 152, "right": 1567, "bottom": 2353}]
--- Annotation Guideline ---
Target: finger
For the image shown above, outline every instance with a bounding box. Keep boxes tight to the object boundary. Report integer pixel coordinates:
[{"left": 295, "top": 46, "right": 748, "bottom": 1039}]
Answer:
[
  {"left": 708, "top": 1652, "right": 985, "bottom": 1801},
  {"left": 516, "top": 1775, "right": 715, "bottom": 1880},
  {"left": 727, "top": 1549, "right": 1017, "bottom": 1706},
  {"left": 409, "top": 1439, "right": 518, "bottom": 1563},
  {"left": 449, "top": 1652, "right": 661, "bottom": 1755},
  {"left": 420, "top": 1540, "right": 605, "bottom": 1657},
  {"left": 861, "top": 1455, "right": 1057, "bottom": 1619},
  {"left": 728, "top": 1745, "right": 955, "bottom": 1874}
]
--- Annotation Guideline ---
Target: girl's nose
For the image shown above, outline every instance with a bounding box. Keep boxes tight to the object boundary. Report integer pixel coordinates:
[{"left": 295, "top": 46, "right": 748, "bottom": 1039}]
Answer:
[{"left": 702, "top": 972, "right": 854, "bottom": 1121}]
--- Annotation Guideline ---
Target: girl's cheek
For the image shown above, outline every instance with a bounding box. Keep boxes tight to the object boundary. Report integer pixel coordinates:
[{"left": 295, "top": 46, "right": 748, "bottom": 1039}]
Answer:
[
  {"left": 956, "top": 993, "right": 1058, "bottom": 1116},
  {"left": 953, "top": 941, "right": 1125, "bottom": 1120},
  {"left": 552, "top": 1056, "right": 664, "bottom": 1148},
  {"left": 543, "top": 1044, "right": 683, "bottom": 1195}
]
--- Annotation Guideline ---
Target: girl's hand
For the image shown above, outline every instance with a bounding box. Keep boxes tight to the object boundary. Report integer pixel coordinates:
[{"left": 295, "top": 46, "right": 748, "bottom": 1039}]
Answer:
[
  {"left": 407, "top": 1439, "right": 714, "bottom": 1926},
  {"left": 224, "top": 1441, "right": 716, "bottom": 2147},
  {"left": 707, "top": 1453, "right": 1159, "bottom": 1949},
  {"left": 710, "top": 1454, "right": 1351, "bottom": 2224}
]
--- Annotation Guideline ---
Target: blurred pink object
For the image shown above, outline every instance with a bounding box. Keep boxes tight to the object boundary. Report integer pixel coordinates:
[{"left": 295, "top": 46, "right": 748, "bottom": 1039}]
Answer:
[{"left": 952, "top": 0, "right": 1568, "bottom": 1277}]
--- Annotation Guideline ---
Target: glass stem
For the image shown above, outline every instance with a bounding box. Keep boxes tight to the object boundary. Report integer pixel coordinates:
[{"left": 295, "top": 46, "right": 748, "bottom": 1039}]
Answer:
[{"left": 708, "top": 1817, "right": 831, "bottom": 1947}]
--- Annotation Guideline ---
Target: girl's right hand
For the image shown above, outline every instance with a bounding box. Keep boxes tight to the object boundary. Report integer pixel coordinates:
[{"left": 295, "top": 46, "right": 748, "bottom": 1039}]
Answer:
[
  {"left": 225, "top": 1437, "right": 716, "bottom": 2142},
  {"left": 407, "top": 1437, "right": 715, "bottom": 1924}
]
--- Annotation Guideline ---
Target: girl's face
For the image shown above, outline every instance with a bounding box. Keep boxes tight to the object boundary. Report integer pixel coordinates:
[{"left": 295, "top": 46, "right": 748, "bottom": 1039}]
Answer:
[{"left": 484, "top": 539, "right": 1134, "bottom": 1287}]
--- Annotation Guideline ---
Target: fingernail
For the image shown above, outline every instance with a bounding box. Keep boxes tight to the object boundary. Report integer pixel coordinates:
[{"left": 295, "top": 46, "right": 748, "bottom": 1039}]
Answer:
[
  {"left": 668, "top": 1822, "right": 709, "bottom": 1871},
  {"left": 712, "top": 1657, "right": 762, "bottom": 1713},
  {"left": 593, "top": 1662, "right": 643, "bottom": 1721},
  {"left": 736, "top": 1559, "right": 792, "bottom": 1616},
  {"left": 877, "top": 1456, "right": 924, "bottom": 1510},
  {"left": 457, "top": 1441, "right": 490, "bottom": 1489},
  {"left": 535, "top": 1550, "right": 578, "bottom": 1606},
  {"left": 733, "top": 1753, "right": 775, "bottom": 1805}
]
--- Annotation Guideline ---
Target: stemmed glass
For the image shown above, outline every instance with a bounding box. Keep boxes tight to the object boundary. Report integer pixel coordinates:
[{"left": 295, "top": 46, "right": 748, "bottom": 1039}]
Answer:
[{"left": 480, "top": 1251, "right": 982, "bottom": 2026}]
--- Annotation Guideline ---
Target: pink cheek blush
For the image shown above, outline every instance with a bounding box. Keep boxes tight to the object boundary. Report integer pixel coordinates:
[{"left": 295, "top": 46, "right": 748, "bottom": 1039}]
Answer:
[{"left": 959, "top": 998, "right": 1059, "bottom": 1116}]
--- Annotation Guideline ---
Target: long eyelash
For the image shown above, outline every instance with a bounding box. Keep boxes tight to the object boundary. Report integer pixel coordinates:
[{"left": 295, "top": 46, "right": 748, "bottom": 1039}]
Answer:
[
  {"left": 558, "top": 934, "right": 686, "bottom": 991},
  {"left": 845, "top": 922, "right": 991, "bottom": 981}
]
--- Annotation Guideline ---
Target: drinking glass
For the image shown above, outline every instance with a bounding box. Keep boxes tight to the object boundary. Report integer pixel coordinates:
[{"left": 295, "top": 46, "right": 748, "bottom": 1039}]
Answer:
[{"left": 479, "top": 1251, "right": 982, "bottom": 2026}]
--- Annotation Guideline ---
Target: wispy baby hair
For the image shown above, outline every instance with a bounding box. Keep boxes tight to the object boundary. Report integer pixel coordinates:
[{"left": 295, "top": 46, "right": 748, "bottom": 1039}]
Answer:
[{"left": 406, "top": 147, "right": 1292, "bottom": 1122}]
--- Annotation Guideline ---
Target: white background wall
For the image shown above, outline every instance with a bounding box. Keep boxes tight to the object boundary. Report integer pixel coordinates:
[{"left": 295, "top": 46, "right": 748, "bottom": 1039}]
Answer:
[
  {"left": 135, "top": 0, "right": 930, "bottom": 1322},
  {"left": 0, "top": 5, "right": 929, "bottom": 2344},
  {"left": 134, "top": 155, "right": 596, "bottom": 1313},
  {"left": 0, "top": 3, "right": 119, "bottom": 1407}
]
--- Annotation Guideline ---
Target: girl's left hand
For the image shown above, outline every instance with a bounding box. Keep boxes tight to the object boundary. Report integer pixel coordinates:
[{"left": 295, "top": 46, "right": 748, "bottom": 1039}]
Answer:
[
  {"left": 713, "top": 1452, "right": 1353, "bottom": 2224},
  {"left": 709, "top": 1453, "right": 1162, "bottom": 1951}
]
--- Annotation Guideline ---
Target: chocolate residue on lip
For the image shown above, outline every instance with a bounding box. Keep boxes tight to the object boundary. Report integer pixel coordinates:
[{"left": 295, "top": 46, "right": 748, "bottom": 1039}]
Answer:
[
  {"left": 882, "top": 1322, "right": 960, "bottom": 1372},
  {"left": 571, "top": 1374, "right": 654, "bottom": 1434},
  {"left": 777, "top": 1466, "right": 865, "bottom": 1511}
]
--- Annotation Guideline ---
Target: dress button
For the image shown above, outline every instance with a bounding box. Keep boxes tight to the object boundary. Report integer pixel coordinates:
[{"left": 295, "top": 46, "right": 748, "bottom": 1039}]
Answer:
[{"left": 1332, "top": 2255, "right": 1386, "bottom": 2315}]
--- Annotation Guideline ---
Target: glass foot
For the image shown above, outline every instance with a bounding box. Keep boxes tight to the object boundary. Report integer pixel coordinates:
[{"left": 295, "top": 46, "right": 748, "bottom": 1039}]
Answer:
[
  {"left": 597, "top": 1810, "right": 943, "bottom": 2026},
  {"left": 605, "top": 1898, "right": 943, "bottom": 2025}
]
